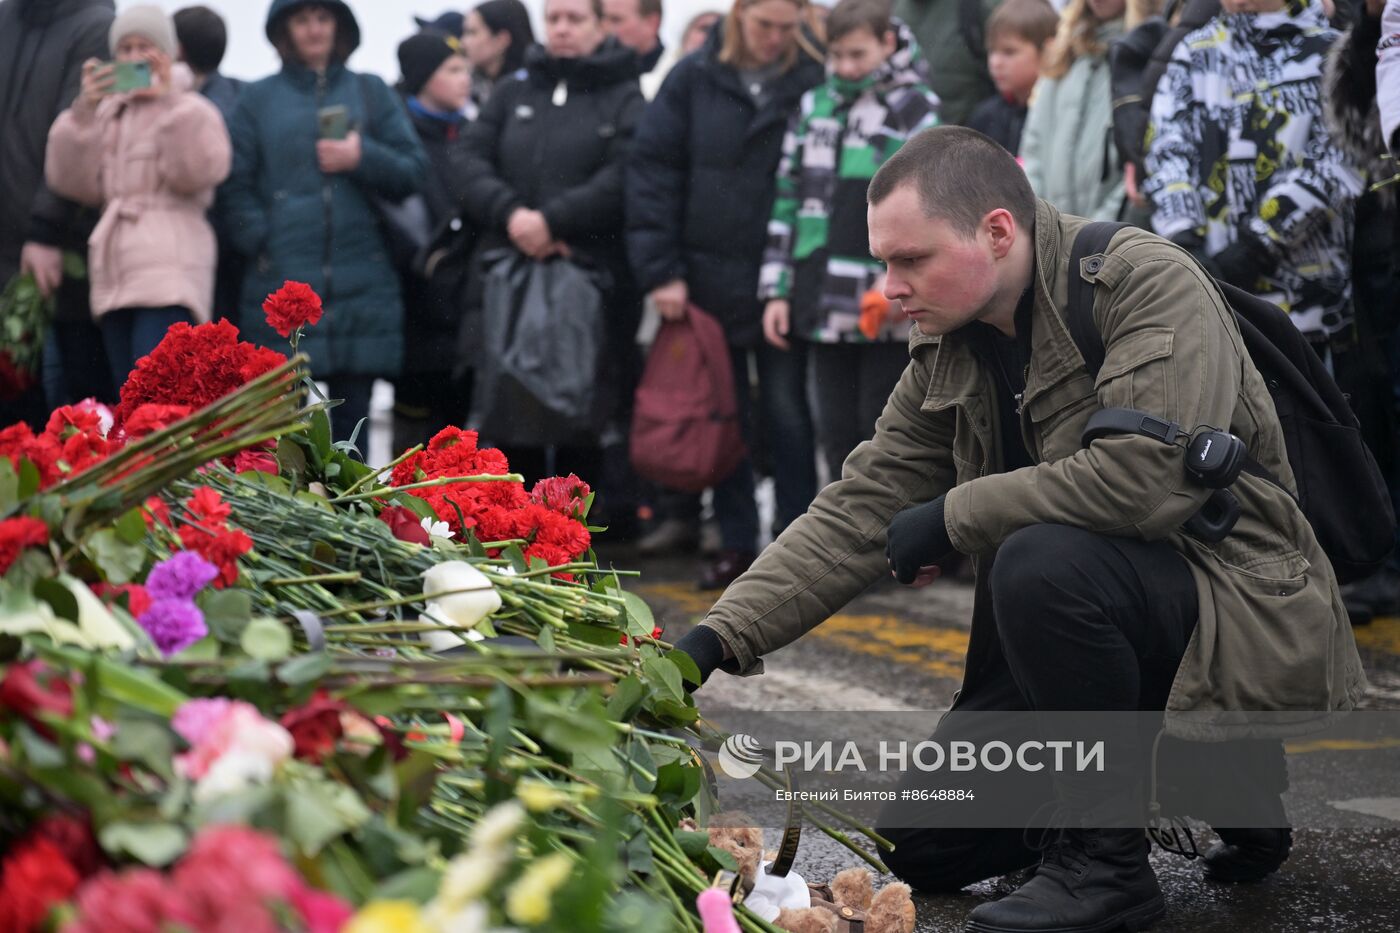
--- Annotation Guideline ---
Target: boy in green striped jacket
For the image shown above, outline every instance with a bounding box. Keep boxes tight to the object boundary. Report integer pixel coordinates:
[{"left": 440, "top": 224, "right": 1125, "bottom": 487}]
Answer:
[{"left": 759, "top": 0, "right": 941, "bottom": 483}]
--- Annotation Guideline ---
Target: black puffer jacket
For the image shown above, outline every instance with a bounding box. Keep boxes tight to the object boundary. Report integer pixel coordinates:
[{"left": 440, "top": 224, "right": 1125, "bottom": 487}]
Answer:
[
  {"left": 403, "top": 100, "right": 474, "bottom": 375},
  {"left": 460, "top": 38, "right": 645, "bottom": 299},
  {"left": 0, "top": 0, "right": 114, "bottom": 279},
  {"left": 626, "top": 26, "right": 824, "bottom": 347}
]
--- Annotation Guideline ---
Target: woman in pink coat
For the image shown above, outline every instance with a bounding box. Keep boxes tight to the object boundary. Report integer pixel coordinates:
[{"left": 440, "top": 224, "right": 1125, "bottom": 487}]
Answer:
[{"left": 45, "top": 4, "right": 232, "bottom": 388}]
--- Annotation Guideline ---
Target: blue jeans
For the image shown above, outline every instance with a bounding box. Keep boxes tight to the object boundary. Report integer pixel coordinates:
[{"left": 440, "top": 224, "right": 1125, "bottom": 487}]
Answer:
[
  {"left": 713, "top": 342, "right": 817, "bottom": 552},
  {"left": 99, "top": 306, "right": 191, "bottom": 389}
]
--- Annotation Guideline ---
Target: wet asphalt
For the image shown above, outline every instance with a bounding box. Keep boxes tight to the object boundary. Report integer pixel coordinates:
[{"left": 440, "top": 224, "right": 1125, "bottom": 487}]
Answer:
[{"left": 605, "top": 547, "right": 1400, "bottom": 933}]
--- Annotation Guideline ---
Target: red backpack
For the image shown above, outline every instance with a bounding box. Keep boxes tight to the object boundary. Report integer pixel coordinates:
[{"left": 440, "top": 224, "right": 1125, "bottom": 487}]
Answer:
[{"left": 630, "top": 304, "right": 747, "bottom": 492}]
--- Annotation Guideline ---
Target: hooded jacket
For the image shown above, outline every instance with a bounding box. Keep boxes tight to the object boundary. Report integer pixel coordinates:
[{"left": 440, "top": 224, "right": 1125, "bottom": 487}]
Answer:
[
  {"left": 759, "top": 19, "right": 941, "bottom": 343},
  {"left": 1020, "top": 18, "right": 1127, "bottom": 224},
  {"left": 221, "top": 0, "right": 427, "bottom": 377},
  {"left": 45, "top": 66, "right": 231, "bottom": 322},
  {"left": 0, "top": 0, "right": 115, "bottom": 279},
  {"left": 1143, "top": 0, "right": 1363, "bottom": 342},
  {"left": 694, "top": 199, "right": 1365, "bottom": 742},
  {"left": 626, "top": 23, "right": 825, "bottom": 347},
  {"left": 460, "top": 38, "right": 645, "bottom": 289},
  {"left": 892, "top": 0, "right": 1000, "bottom": 126}
]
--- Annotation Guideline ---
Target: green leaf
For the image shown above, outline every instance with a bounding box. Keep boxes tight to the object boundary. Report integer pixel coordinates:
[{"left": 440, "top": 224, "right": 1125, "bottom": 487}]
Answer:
[
  {"left": 99, "top": 822, "right": 187, "bottom": 866},
  {"left": 91, "top": 654, "right": 186, "bottom": 716},
  {"left": 706, "top": 845, "right": 739, "bottom": 872},
  {"left": 17, "top": 458, "right": 40, "bottom": 500},
  {"left": 200, "top": 589, "right": 252, "bottom": 643},
  {"left": 676, "top": 829, "right": 710, "bottom": 859},
  {"left": 82, "top": 528, "right": 146, "bottom": 584},
  {"left": 606, "top": 675, "right": 646, "bottom": 721},
  {"left": 566, "top": 620, "right": 622, "bottom": 647},
  {"left": 0, "top": 459, "right": 17, "bottom": 511},
  {"left": 33, "top": 577, "right": 79, "bottom": 622},
  {"left": 373, "top": 866, "right": 442, "bottom": 902},
  {"left": 284, "top": 783, "right": 371, "bottom": 855},
  {"left": 114, "top": 507, "right": 147, "bottom": 545},
  {"left": 278, "top": 651, "right": 331, "bottom": 685},
  {"left": 527, "top": 695, "right": 615, "bottom": 756},
  {"left": 241, "top": 617, "right": 292, "bottom": 661},
  {"left": 667, "top": 649, "right": 703, "bottom": 687},
  {"left": 504, "top": 544, "right": 529, "bottom": 574},
  {"left": 113, "top": 719, "right": 175, "bottom": 780},
  {"left": 309, "top": 409, "right": 333, "bottom": 461},
  {"left": 649, "top": 698, "right": 699, "bottom": 726},
  {"left": 277, "top": 436, "right": 307, "bottom": 477},
  {"left": 388, "top": 493, "right": 436, "bottom": 521},
  {"left": 642, "top": 657, "right": 684, "bottom": 703},
  {"left": 62, "top": 251, "right": 87, "bottom": 279},
  {"left": 620, "top": 590, "right": 655, "bottom": 638}
]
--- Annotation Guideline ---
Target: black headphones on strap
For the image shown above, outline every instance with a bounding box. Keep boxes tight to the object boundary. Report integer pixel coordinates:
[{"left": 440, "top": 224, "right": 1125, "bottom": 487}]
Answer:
[{"left": 1081, "top": 408, "right": 1248, "bottom": 542}]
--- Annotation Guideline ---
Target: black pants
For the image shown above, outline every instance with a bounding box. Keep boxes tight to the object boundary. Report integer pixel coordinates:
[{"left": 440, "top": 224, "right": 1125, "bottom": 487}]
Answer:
[
  {"left": 877, "top": 524, "right": 1200, "bottom": 892},
  {"left": 810, "top": 341, "right": 909, "bottom": 484}
]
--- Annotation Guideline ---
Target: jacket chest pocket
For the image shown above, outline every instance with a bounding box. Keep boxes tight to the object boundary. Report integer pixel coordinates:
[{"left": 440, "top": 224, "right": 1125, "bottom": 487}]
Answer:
[{"left": 1025, "top": 372, "right": 1097, "bottom": 462}]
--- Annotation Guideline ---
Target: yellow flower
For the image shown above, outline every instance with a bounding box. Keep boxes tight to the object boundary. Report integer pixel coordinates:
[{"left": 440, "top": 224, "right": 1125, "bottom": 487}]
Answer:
[
  {"left": 516, "top": 780, "right": 570, "bottom": 813},
  {"left": 505, "top": 852, "right": 573, "bottom": 926},
  {"left": 344, "top": 901, "right": 430, "bottom": 933}
]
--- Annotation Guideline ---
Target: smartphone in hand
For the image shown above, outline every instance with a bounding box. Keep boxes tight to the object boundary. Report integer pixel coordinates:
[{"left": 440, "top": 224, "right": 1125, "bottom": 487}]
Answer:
[
  {"left": 110, "top": 60, "right": 152, "bottom": 93},
  {"left": 317, "top": 105, "right": 350, "bottom": 140}
]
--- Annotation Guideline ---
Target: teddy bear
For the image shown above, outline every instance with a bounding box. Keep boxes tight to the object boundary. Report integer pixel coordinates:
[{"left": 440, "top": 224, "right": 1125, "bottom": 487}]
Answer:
[{"left": 699, "top": 814, "right": 916, "bottom": 933}]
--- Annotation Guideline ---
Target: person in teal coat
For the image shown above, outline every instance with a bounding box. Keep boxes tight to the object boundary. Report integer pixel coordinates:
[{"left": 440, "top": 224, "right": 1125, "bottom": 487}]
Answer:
[{"left": 222, "top": 0, "right": 427, "bottom": 441}]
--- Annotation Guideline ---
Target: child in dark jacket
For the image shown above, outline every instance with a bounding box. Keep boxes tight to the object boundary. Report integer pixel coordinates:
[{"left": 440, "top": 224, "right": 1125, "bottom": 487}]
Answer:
[
  {"left": 966, "top": 0, "right": 1060, "bottom": 154},
  {"left": 758, "top": 0, "right": 940, "bottom": 484}
]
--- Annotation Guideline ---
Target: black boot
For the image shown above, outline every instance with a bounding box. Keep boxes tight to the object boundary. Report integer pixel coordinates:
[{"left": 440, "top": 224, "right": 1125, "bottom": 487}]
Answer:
[
  {"left": 1202, "top": 827, "right": 1292, "bottom": 883},
  {"left": 965, "top": 829, "right": 1164, "bottom": 933}
]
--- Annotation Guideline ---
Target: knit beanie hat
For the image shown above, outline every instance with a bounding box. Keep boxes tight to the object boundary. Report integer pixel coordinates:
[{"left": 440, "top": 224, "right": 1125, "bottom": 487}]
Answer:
[
  {"left": 110, "top": 4, "right": 178, "bottom": 58},
  {"left": 398, "top": 29, "right": 464, "bottom": 96}
]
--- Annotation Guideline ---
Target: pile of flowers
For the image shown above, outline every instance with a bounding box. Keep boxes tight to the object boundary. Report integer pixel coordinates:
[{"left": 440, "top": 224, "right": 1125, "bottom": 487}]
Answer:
[
  {"left": 388, "top": 427, "right": 592, "bottom": 572},
  {"left": 0, "top": 281, "right": 884, "bottom": 933}
]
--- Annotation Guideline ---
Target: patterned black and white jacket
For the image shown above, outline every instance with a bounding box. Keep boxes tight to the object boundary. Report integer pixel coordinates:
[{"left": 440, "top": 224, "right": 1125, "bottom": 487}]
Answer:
[{"left": 1144, "top": 0, "right": 1363, "bottom": 341}]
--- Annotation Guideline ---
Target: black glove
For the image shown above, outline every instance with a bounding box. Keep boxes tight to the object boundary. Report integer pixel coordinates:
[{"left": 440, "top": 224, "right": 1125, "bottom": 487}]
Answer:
[
  {"left": 1212, "top": 233, "right": 1276, "bottom": 290},
  {"left": 885, "top": 495, "right": 954, "bottom": 584},
  {"left": 673, "top": 625, "right": 727, "bottom": 690}
]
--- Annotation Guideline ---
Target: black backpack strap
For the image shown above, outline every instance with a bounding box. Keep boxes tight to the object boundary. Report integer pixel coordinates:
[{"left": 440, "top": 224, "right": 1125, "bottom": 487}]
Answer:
[{"left": 1066, "top": 222, "right": 1131, "bottom": 378}]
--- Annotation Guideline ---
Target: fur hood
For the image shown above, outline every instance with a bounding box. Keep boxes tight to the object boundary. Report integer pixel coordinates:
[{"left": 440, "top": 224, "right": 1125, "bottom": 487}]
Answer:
[{"left": 1323, "top": 15, "right": 1395, "bottom": 205}]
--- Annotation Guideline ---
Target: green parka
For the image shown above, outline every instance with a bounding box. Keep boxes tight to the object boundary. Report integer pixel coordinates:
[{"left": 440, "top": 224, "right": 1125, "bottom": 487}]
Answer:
[
  {"left": 696, "top": 200, "right": 1366, "bottom": 742},
  {"left": 892, "top": 0, "right": 1001, "bottom": 127}
]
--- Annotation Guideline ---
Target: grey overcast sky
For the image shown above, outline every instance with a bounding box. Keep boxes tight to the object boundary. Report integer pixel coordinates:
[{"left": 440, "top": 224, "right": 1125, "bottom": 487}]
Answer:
[{"left": 129, "top": 0, "right": 738, "bottom": 83}]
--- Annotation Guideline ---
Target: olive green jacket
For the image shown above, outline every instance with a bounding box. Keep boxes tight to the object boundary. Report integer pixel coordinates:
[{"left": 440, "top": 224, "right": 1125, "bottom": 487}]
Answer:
[{"left": 698, "top": 200, "right": 1367, "bottom": 741}]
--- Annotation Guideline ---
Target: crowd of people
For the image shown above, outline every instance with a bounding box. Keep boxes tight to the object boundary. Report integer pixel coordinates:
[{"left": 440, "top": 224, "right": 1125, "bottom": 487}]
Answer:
[{"left": 0, "top": 0, "right": 1398, "bottom": 601}]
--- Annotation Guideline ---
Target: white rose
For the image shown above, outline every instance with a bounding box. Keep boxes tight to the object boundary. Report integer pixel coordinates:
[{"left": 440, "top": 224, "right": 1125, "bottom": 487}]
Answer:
[{"left": 420, "top": 562, "right": 501, "bottom": 650}]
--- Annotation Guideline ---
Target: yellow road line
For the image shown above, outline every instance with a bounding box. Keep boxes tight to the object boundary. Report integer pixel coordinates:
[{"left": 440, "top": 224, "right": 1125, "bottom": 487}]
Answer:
[
  {"left": 1285, "top": 738, "right": 1400, "bottom": 754},
  {"left": 633, "top": 581, "right": 970, "bottom": 680},
  {"left": 1355, "top": 617, "right": 1400, "bottom": 656}
]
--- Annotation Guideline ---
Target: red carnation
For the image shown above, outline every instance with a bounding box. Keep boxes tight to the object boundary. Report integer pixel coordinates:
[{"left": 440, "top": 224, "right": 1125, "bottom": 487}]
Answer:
[
  {"left": 0, "top": 351, "right": 35, "bottom": 401},
  {"left": 186, "top": 487, "right": 232, "bottom": 530},
  {"left": 530, "top": 474, "right": 592, "bottom": 520},
  {"left": 28, "top": 815, "right": 104, "bottom": 878},
  {"left": 377, "top": 505, "right": 430, "bottom": 545},
  {"left": 262, "top": 281, "right": 324, "bottom": 338},
  {"left": 279, "top": 692, "right": 350, "bottom": 763},
  {"left": 177, "top": 525, "right": 252, "bottom": 589},
  {"left": 92, "top": 582, "right": 154, "bottom": 618},
  {"left": 123, "top": 403, "right": 193, "bottom": 439},
  {"left": 0, "top": 660, "right": 73, "bottom": 737},
  {"left": 0, "top": 515, "right": 49, "bottom": 575},
  {"left": 113, "top": 321, "right": 289, "bottom": 428},
  {"left": 0, "top": 836, "right": 81, "bottom": 932},
  {"left": 0, "top": 423, "right": 62, "bottom": 490},
  {"left": 233, "top": 448, "right": 279, "bottom": 476}
]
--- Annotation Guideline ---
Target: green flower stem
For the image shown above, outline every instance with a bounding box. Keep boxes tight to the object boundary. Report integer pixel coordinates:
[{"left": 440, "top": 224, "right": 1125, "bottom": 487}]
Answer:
[
  {"left": 337, "top": 443, "right": 424, "bottom": 496},
  {"left": 329, "top": 473, "right": 525, "bottom": 504},
  {"left": 265, "top": 572, "right": 362, "bottom": 586}
]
